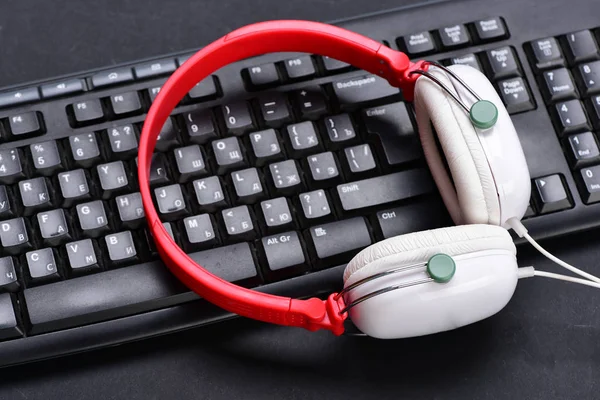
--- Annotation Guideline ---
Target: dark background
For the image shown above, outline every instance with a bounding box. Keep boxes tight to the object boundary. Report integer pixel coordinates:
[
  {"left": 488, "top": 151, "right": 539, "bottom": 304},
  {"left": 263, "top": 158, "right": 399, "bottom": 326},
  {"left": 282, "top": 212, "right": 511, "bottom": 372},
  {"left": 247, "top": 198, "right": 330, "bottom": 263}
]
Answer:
[{"left": 1, "top": 0, "right": 600, "bottom": 399}]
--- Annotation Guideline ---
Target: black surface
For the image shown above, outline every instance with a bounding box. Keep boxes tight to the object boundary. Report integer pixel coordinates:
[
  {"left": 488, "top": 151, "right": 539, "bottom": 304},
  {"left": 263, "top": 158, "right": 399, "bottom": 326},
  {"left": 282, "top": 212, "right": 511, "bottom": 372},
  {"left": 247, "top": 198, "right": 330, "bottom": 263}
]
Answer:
[{"left": 1, "top": 0, "right": 600, "bottom": 399}]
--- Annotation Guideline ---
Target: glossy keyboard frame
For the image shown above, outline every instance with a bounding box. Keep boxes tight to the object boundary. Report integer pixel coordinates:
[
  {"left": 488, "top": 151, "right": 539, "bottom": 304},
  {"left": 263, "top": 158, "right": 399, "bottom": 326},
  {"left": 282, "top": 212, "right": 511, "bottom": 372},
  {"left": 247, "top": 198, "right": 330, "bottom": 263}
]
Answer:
[{"left": 1, "top": 0, "right": 600, "bottom": 367}]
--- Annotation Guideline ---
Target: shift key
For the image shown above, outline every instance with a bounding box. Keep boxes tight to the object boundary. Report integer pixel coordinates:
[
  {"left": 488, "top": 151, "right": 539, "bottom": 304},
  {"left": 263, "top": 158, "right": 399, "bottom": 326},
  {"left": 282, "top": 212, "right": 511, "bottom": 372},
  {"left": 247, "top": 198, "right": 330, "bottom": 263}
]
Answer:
[
  {"left": 332, "top": 74, "right": 399, "bottom": 109},
  {"left": 336, "top": 169, "right": 434, "bottom": 211}
]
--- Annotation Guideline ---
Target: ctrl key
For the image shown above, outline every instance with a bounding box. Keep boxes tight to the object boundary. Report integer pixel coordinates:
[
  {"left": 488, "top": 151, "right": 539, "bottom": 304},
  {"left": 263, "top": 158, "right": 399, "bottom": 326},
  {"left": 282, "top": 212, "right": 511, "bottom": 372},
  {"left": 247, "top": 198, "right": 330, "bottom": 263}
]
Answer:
[
  {"left": 533, "top": 174, "right": 572, "bottom": 214},
  {"left": 578, "top": 166, "right": 600, "bottom": 204}
]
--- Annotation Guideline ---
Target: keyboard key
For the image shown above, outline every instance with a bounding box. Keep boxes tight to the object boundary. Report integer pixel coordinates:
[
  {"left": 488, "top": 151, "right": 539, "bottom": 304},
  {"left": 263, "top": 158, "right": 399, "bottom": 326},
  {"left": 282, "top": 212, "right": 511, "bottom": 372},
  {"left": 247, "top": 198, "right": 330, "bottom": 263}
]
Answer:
[
  {"left": 0, "top": 148, "right": 24, "bottom": 184},
  {"left": 97, "top": 161, "right": 130, "bottom": 198},
  {"left": 174, "top": 145, "right": 207, "bottom": 182},
  {"left": 528, "top": 38, "right": 564, "bottom": 71},
  {"left": 25, "top": 248, "right": 60, "bottom": 284},
  {"left": 212, "top": 137, "right": 246, "bottom": 174},
  {"left": 0, "top": 186, "right": 14, "bottom": 219},
  {"left": 299, "top": 189, "right": 332, "bottom": 221},
  {"left": 332, "top": 74, "right": 399, "bottom": 109},
  {"left": 65, "top": 239, "right": 100, "bottom": 273},
  {"left": 0, "top": 293, "right": 20, "bottom": 339},
  {"left": 0, "top": 87, "right": 40, "bottom": 108},
  {"left": 446, "top": 53, "right": 483, "bottom": 72},
  {"left": 70, "top": 99, "right": 105, "bottom": 126},
  {"left": 37, "top": 209, "right": 71, "bottom": 246},
  {"left": 553, "top": 100, "right": 591, "bottom": 136},
  {"left": 221, "top": 102, "right": 254, "bottom": 135},
  {"left": 540, "top": 68, "right": 577, "bottom": 103},
  {"left": 69, "top": 132, "right": 101, "bottom": 167},
  {"left": 145, "top": 153, "right": 171, "bottom": 186},
  {"left": 154, "top": 184, "right": 187, "bottom": 220},
  {"left": 321, "top": 56, "right": 351, "bottom": 73},
  {"left": 261, "top": 231, "right": 307, "bottom": 278},
  {"left": 8, "top": 111, "right": 43, "bottom": 138},
  {"left": 497, "top": 77, "right": 535, "bottom": 114},
  {"left": 19, "top": 177, "right": 53, "bottom": 214},
  {"left": 473, "top": 17, "right": 508, "bottom": 42},
  {"left": 109, "top": 91, "right": 142, "bottom": 116},
  {"left": 533, "top": 175, "right": 572, "bottom": 213},
  {"left": 231, "top": 168, "right": 265, "bottom": 204},
  {"left": 307, "top": 217, "right": 372, "bottom": 269},
  {"left": 245, "top": 63, "right": 280, "bottom": 88},
  {"left": 306, "top": 152, "right": 340, "bottom": 185},
  {"left": 561, "top": 30, "right": 599, "bottom": 65},
  {"left": 115, "top": 192, "right": 145, "bottom": 228},
  {"left": 147, "top": 85, "right": 162, "bottom": 102},
  {"left": 336, "top": 169, "right": 433, "bottom": 211},
  {"left": 376, "top": 200, "right": 448, "bottom": 239},
  {"left": 343, "top": 144, "right": 376, "bottom": 174},
  {"left": 0, "top": 218, "right": 31, "bottom": 255},
  {"left": 588, "top": 95, "right": 600, "bottom": 129},
  {"left": 41, "top": 79, "right": 84, "bottom": 99},
  {"left": 30, "top": 140, "right": 63, "bottom": 175},
  {"left": 284, "top": 56, "right": 315, "bottom": 80},
  {"left": 105, "top": 231, "right": 138, "bottom": 265},
  {"left": 58, "top": 169, "right": 91, "bottom": 207},
  {"left": 182, "top": 214, "right": 217, "bottom": 250},
  {"left": 187, "top": 243, "right": 258, "bottom": 283},
  {"left": 106, "top": 124, "right": 138, "bottom": 157},
  {"left": 187, "top": 76, "right": 219, "bottom": 101},
  {"left": 268, "top": 160, "right": 304, "bottom": 195},
  {"left": 578, "top": 165, "right": 600, "bottom": 203},
  {"left": 398, "top": 31, "right": 436, "bottom": 56},
  {"left": 23, "top": 259, "right": 191, "bottom": 334},
  {"left": 249, "top": 129, "right": 283, "bottom": 166},
  {"left": 295, "top": 86, "right": 328, "bottom": 120},
  {"left": 156, "top": 118, "right": 180, "bottom": 151},
  {"left": 0, "top": 257, "right": 18, "bottom": 293},
  {"left": 259, "top": 197, "right": 294, "bottom": 233},
  {"left": 257, "top": 92, "right": 291, "bottom": 127},
  {"left": 192, "top": 176, "right": 227, "bottom": 212},
  {"left": 438, "top": 24, "right": 470, "bottom": 49},
  {"left": 286, "top": 121, "right": 321, "bottom": 157},
  {"left": 91, "top": 67, "right": 134, "bottom": 88},
  {"left": 76, "top": 200, "right": 110, "bottom": 238},
  {"left": 566, "top": 132, "right": 600, "bottom": 168},
  {"left": 485, "top": 47, "right": 520, "bottom": 79},
  {"left": 182, "top": 109, "right": 217, "bottom": 144},
  {"left": 222, "top": 205, "right": 255, "bottom": 241},
  {"left": 575, "top": 61, "right": 600, "bottom": 97},
  {"left": 363, "top": 102, "right": 420, "bottom": 166},
  {"left": 324, "top": 114, "right": 357, "bottom": 148},
  {"left": 134, "top": 59, "right": 177, "bottom": 79}
]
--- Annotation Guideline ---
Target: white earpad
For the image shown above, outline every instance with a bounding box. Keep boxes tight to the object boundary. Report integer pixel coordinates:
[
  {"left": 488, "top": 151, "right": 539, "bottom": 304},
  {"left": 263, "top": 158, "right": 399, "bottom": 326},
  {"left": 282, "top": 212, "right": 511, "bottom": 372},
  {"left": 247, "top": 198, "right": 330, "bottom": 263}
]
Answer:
[
  {"left": 342, "top": 225, "right": 518, "bottom": 339},
  {"left": 344, "top": 224, "right": 514, "bottom": 285},
  {"left": 413, "top": 64, "right": 530, "bottom": 228}
]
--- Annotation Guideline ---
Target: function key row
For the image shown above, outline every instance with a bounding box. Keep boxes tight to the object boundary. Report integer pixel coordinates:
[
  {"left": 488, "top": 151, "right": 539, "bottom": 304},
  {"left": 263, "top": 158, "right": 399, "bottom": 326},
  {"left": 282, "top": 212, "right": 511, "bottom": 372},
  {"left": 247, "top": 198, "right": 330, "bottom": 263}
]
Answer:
[
  {"left": 242, "top": 54, "right": 352, "bottom": 91},
  {"left": 397, "top": 16, "right": 509, "bottom": 56}
]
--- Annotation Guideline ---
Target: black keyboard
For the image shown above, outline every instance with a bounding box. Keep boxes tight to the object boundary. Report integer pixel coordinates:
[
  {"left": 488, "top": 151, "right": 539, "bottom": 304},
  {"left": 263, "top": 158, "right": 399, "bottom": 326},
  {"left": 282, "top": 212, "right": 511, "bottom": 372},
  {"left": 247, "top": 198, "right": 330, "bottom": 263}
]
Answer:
[{"left": 1, "top": 0, "right": 600, "bottom": 367}]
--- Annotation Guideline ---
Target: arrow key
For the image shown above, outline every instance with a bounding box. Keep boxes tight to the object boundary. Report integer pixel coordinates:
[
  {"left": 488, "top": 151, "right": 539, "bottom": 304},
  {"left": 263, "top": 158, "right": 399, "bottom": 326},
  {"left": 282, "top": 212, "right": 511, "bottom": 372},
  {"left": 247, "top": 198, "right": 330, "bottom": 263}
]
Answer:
[
  {"left": 553, "top": 100, "right": 590, "bottom": 136},
  {"left": 497, "top": 77, "right": 535, "bottom": 114},
  {"left": 533, "top": 174, "right": 572, "bottom": 214},
  {"left": 575, "top": 61, "right": 600, "bottom": 97}
]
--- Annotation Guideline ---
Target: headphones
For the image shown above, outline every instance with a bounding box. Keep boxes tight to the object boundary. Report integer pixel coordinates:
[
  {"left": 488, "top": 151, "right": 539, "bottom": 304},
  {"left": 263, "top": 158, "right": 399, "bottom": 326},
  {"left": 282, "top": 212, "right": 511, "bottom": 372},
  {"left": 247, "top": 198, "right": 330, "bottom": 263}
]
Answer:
[{"left": 137, "top": 20, "right": 600, "bottom": 339}]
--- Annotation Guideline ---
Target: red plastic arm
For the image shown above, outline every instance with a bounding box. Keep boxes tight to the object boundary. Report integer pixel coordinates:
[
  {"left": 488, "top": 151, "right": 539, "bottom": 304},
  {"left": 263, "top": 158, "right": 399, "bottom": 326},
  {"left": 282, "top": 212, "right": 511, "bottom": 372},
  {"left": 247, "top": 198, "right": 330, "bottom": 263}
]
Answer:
[{"left": 139, "top": 20, "right": 423, "bottom": 336}]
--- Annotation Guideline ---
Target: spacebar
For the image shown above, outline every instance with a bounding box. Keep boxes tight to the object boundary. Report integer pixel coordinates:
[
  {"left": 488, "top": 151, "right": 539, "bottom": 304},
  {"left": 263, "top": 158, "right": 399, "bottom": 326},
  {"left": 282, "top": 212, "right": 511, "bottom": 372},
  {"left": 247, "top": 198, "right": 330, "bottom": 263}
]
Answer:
[{"left": 24, "top": 243, "right": 258, "bottom": 335}]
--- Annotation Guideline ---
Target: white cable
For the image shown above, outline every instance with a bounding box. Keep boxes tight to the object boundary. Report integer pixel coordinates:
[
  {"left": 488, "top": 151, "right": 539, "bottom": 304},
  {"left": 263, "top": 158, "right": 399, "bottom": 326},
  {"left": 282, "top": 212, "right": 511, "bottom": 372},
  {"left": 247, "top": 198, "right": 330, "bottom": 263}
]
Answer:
[
  {"left": 533, "top": 270, "right": 600, "bottom": 290},
  {"left": 507, "top": 218, "right": 600, "bottom": 283}
]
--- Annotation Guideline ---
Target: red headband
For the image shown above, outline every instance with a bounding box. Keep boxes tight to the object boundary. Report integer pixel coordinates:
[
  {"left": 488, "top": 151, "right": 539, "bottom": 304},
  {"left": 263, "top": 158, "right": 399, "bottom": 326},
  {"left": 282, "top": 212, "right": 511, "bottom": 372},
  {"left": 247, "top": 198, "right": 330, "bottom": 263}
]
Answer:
[{"left": 138, "top": 20, "right": 426, "bottom": 335}]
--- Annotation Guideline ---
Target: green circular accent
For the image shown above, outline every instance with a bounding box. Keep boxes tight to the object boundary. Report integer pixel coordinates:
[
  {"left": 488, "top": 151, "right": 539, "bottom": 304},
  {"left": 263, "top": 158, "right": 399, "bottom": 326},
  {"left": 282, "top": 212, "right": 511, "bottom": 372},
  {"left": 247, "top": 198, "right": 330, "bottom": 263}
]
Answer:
[
  {"left": 426, "top": 254, "right": 456, "bottom": 283},
  {"left": 469, "top": 100, "right": 498, "bottom": 129}
]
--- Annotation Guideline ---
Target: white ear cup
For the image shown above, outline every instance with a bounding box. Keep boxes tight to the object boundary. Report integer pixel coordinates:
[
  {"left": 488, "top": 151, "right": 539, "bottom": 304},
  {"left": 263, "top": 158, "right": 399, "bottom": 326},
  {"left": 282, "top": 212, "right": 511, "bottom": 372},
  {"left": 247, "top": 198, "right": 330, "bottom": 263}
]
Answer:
[
  {"left": 342, "top": 225, "right": 519, "bottom": 339},
  {"left": 413, "top": 64, "right": 531, "bottom": 228}
]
